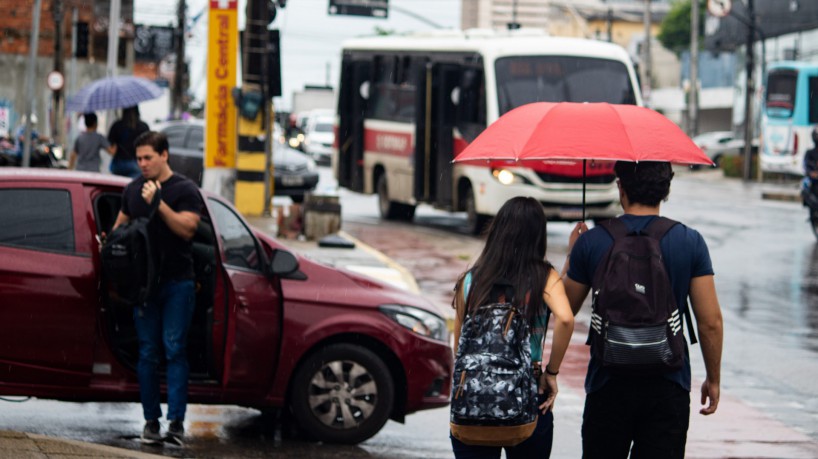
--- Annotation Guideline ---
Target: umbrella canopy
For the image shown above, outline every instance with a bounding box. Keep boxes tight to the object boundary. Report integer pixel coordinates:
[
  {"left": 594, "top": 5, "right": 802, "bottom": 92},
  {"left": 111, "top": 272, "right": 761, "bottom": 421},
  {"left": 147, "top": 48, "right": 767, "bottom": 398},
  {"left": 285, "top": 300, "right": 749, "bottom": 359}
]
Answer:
[
  {"left": 66, "top": 76, "right": 163, "bottom": 113},
  {"left": 453, "top": 102, "right": 712, "bottom": 166}
]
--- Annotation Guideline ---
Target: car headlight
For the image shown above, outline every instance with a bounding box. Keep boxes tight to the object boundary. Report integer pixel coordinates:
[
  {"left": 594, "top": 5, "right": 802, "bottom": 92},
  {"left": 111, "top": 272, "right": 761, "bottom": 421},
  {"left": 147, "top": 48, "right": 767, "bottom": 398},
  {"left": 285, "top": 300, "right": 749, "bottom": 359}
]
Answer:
[
  {"left": 288, "top": 137, "right": 301, "bottom": 148},
  {"left": 380, "top": 304, "right": 448, "bottom": 342},
  {"left": 491, "top": 168, "right": 529, "bottom": 185}
]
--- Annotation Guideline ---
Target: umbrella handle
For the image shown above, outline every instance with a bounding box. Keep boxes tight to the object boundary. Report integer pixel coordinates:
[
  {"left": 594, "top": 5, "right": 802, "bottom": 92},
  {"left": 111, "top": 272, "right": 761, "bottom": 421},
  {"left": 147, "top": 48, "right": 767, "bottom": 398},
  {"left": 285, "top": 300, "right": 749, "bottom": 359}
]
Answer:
[{"left": 582, "top": 159, "right": 586, "bottom": 222}]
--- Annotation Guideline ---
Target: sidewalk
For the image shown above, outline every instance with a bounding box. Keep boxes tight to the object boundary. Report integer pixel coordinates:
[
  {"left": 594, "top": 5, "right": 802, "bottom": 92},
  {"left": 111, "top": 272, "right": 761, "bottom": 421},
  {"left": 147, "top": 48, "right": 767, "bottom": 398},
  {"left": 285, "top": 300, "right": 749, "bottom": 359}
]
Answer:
[{"left": 0, "top": 430, "right": 167, "bottom": 459}]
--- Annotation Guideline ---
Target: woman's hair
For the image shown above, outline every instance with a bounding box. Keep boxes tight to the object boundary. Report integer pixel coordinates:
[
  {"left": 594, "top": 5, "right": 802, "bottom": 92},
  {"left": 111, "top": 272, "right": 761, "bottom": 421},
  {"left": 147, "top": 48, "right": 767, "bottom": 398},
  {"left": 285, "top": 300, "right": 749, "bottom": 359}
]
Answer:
[
  {"left": 463, "top": 196, "right": 552, "bottom": 323},
  {"left": 122, "top": 106, "right": 141, "bottom": 130},
  {"left": 614, "top": 161, "right": 674, "bottom": 207}
]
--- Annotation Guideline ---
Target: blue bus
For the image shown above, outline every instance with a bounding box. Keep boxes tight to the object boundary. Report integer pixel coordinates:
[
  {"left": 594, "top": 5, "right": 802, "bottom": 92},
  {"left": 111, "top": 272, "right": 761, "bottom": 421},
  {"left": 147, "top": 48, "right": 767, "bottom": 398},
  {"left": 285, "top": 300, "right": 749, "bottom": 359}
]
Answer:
[{"left": 760, "top": 61, "right": 818, "bottom": 175}]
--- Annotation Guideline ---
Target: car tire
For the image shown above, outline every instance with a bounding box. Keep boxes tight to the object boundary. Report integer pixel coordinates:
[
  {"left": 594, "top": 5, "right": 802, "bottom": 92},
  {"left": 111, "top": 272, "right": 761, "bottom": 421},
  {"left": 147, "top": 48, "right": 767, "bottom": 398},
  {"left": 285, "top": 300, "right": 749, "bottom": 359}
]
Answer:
[
  {"left": 376, "top": 174, "right": 415, "bottom": 221},
  {"left": 290, "top": 343, "right": 394, "bottom": 444},
  {"left": 464, "top": 186, "right": 490, "bottom": 235}
]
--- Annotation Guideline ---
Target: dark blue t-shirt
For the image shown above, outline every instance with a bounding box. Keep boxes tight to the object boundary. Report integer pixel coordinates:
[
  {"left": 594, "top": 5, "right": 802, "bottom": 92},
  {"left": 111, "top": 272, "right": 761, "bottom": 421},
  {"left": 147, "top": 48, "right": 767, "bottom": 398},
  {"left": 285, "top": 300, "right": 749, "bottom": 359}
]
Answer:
[{"left": 567, "top": 214, "right": 714, "bottom": 393}]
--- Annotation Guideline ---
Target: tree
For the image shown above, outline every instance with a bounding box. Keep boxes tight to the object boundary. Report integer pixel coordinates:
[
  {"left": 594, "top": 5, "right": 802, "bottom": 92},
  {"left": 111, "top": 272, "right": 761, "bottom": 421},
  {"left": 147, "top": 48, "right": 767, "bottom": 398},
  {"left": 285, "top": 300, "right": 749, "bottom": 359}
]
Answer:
[{"left": 658, "top": 0, "right": 705, "bottom": 55}]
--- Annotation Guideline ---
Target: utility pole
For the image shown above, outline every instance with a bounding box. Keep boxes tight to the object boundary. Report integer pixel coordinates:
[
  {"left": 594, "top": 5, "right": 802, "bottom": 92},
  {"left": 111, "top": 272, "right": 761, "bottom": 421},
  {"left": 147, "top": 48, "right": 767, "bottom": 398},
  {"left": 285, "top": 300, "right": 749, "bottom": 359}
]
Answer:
[
  {"left": 172, "top": 0, "right": 186, "bottom": 119},
  {"left": 606, "top": 7, "right": 613, "bottom": 43},
  {"left": 742, "top": 0, "right": 756, "bottom": 181},
  {"left": 641, "top": 0, "right": 652, "bottom": 105},
  {"left": 689, "top": 0, "right": 699, "bottom": 137},
  {"left": 22, "top": 0, "right": 44, "bottom": 169},
  {"left": 107, "top": 0, "right": 121, "bottom": 78},
  {"left": 51, "top": 0, "right": 65, "bottom": 146},
  {"left": 68, "top": 7, "right": 78, "bottom": 150}
]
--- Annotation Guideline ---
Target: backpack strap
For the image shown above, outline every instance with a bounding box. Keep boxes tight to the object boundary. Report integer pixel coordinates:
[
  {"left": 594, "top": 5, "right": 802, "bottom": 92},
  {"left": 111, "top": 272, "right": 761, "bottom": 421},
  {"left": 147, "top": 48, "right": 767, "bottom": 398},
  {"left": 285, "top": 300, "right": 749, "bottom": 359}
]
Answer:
[
  {"left": 646, "top": 217, "right": 699, "bottom": 345},
  {"left": 642, "top": 216, "right": 678, "bottom": 240}
]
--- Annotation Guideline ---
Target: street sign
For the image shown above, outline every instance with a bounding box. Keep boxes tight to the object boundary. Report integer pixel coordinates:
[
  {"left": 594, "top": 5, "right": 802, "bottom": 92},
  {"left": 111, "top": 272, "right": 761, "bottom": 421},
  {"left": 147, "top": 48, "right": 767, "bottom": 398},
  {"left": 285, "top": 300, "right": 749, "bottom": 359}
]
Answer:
[
  {"left": 707, "top": 0, "right": 732, "bottom": 18},
  {"left": 328, "top": 0, "right": 388, "bottom": 18},
  {"left": 46, "top": 71, "right": 65, "bottom": 91}
]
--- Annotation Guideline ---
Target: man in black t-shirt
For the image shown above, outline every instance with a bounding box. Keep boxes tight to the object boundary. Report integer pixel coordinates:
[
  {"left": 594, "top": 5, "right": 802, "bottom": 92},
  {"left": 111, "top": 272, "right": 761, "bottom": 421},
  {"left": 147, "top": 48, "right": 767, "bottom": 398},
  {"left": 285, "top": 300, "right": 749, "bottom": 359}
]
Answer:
[
  {"left": 113, "top": 131, "right": 202, "bottom": 444},
  {"left": 804, "top": 129, "right": 818, "bottom": 195}
]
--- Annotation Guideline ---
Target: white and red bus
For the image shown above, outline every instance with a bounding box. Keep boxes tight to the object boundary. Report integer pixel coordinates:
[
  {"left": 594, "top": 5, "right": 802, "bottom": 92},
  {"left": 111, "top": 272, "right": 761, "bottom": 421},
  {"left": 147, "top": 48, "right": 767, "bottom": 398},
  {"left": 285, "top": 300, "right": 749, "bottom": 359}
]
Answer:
[{"left": 334, "top": 29, "right": 642, "bottom": 233}]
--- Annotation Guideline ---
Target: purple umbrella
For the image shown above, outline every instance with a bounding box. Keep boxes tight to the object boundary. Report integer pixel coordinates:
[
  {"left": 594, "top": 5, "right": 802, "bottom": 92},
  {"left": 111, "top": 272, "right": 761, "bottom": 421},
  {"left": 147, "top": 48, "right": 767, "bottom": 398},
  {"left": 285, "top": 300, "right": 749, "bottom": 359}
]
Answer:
[{"left": 66, "top": 76, "right": 163, "bottom": 113}]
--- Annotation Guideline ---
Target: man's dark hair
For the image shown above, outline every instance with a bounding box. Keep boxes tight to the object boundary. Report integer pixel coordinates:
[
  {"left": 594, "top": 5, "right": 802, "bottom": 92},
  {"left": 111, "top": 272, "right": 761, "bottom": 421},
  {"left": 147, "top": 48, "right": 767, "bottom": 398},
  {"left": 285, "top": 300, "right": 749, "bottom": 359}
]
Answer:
[
  {"left": 134, "top": 131, "right": 169, "bottom": 156},
  {"left": 614, "top": 161, "right": 674, "bottom": 207},
  {"left": 83, "top": 113, "right": 97, "bottom": 127}
]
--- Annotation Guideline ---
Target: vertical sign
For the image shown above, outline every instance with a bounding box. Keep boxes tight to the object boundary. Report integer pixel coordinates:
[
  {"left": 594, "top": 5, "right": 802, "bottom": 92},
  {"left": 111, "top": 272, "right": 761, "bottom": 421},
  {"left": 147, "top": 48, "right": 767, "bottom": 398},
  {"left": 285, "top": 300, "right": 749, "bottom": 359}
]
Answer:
[
  {"left": 205, "top": 0, "right": 238, "bottom": 168},
  {"left": 0, "top": 105, "right": 10, "bottom": 138}
]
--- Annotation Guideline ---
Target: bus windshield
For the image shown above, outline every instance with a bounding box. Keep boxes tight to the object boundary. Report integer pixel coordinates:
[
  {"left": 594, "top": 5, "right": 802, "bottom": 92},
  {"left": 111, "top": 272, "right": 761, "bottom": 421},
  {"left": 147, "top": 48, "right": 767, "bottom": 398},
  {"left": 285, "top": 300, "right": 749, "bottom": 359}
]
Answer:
[
  {"left": 765, "top": 69, "right": 797, "bottom": 118},
  {"left": 495, "top": 56, "right": 636, "bottom": 115}
]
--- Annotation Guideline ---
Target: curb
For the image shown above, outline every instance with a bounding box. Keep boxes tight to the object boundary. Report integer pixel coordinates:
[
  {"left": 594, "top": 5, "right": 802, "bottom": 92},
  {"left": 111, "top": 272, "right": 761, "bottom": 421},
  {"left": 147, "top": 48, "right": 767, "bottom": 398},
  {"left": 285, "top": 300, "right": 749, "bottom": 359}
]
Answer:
[
  {"left": 14, "top": 431, "right": 168, "bottom": 459},
  {"left": 761, "top": 190, "right": 801, "bottom": 202}
]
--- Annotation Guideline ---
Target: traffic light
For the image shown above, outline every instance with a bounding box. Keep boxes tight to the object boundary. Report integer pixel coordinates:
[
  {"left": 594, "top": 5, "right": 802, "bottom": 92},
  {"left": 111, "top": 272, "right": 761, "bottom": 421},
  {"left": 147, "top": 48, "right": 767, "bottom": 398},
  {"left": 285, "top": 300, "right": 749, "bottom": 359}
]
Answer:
[{"left": 75, "top": 22, "right": 89, "bottom": 58}]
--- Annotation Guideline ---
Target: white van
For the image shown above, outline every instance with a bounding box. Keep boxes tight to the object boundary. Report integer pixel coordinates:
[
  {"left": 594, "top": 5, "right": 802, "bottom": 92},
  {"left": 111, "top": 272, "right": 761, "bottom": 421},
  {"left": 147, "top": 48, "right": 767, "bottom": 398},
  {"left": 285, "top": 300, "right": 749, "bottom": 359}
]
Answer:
[{"left": 302, "top": 111, "right": 335, "bottom": 165}]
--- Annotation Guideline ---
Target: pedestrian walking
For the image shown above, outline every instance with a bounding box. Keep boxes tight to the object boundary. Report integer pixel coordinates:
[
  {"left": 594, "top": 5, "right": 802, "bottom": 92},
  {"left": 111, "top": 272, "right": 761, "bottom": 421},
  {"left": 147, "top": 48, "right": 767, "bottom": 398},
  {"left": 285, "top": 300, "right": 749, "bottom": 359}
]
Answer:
[
  {"left": 108, "top": 106, "right": 149, "bottom": 178},
  {"left": 112, "top": 131, "right": 202, "bottom": 444},
  {"left": 450, "top": 196, "right": 575, "bottom": 458},
  {"left": 803, "top": 129, "right": 818, "bottom": 193},
  {"left": 562, "top": 161, "right": 724, "bottom": 459},
  {"left": 68, "top": 113, "right": 114, "bottom": 172}
]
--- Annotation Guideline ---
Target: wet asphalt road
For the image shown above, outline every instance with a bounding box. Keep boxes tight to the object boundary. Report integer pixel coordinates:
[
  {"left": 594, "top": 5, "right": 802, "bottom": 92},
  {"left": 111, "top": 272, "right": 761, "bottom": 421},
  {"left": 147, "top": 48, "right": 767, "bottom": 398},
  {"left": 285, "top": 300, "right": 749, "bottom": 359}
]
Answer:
[{"left": 2, "top": 168, "right": 818, "bottom": 458}]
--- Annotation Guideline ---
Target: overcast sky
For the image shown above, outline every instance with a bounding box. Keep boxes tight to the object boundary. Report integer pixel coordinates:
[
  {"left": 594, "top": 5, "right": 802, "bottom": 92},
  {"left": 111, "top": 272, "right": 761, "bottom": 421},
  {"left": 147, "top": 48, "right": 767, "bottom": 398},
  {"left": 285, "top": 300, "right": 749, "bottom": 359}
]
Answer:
[{"left": 135, "top": 0, "right": 462, "bottom": 111}]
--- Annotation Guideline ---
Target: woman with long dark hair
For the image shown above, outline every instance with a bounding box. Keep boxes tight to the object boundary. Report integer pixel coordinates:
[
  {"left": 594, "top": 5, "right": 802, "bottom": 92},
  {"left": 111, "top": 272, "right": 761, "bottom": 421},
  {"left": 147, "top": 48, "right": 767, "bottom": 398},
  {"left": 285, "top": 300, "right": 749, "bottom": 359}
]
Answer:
[
  {"left": 108, "top": 106, "right": 149, "bottom": 178},
  {"left": 451, "top": 196, "right": 575, "bottom": 458}
]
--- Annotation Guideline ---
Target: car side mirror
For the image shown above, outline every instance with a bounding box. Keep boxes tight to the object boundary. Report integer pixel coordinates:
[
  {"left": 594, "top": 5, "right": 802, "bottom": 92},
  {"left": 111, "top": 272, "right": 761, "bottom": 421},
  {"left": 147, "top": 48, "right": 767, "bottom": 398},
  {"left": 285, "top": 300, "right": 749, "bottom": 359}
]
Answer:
[{"left": 270, "top": 249, "right": 305, "bottom": 279}]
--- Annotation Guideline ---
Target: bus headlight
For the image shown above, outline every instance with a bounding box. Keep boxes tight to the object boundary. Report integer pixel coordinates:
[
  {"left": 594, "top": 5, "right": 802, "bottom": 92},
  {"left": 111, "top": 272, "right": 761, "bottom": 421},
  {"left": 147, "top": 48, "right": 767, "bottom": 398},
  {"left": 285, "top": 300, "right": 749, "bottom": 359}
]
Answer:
[
  {"left": 491, "top": 168, "right": 528, "bottom": 185},
  {"left": 380, "top": 304, "right": 448, "bottom": 342}
]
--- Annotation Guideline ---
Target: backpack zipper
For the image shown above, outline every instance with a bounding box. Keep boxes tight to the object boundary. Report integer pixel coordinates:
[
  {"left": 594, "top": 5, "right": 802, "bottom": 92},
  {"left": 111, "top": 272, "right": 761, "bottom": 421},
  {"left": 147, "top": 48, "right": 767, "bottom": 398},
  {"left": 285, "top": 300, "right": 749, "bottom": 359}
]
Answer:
[
  {"left": 454, "top": 370, "right": 466, "bottom": 399},
  {"left": 503, "top": 309, "right": 516, "bottom": 337}
]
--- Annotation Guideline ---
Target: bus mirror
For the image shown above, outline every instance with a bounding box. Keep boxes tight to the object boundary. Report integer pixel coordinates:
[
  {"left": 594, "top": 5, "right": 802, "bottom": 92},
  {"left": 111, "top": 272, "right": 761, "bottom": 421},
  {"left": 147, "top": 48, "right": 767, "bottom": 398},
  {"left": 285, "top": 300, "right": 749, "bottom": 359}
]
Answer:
[{"left": 359, "top": 81, "right": 370, "bottom": 100}]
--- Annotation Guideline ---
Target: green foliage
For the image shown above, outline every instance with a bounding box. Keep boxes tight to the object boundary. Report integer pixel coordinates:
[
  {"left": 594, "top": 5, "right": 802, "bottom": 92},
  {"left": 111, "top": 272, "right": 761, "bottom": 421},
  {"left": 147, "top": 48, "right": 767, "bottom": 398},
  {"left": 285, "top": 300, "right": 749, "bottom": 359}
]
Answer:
[
  {"left": 721, "top": 154, "right": 758, "bottom": 178},
  {"left": 657, "top": 0, "right": 706, "bottom": 55}
]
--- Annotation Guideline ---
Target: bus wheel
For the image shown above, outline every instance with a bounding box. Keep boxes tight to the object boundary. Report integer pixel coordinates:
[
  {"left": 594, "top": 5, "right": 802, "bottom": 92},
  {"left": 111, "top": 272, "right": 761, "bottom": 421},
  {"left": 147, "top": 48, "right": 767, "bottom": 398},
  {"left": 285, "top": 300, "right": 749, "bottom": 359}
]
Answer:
[
  {"left": 464, "top": 187, "right": 490, "bottom": 235},
  {"left": 377, "top": 174, "right": 415, "bottom": 221}
]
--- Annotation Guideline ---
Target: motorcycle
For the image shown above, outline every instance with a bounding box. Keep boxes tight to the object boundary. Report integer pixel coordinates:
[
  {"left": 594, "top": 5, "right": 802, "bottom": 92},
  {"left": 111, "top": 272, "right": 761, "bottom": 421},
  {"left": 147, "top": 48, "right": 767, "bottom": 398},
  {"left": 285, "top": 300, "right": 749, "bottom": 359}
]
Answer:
[
  {"left": 0, "top": 140, "right": 67, "bottom": 169},
  {"left": 801, "top": 178, "right": 818, "bottom": 240}
]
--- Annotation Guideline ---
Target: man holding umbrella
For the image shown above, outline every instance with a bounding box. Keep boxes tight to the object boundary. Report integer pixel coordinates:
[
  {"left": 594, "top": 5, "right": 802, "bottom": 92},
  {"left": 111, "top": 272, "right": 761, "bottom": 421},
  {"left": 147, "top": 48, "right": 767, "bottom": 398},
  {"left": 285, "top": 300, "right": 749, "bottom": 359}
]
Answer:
[{"left": 561, "top": 161, "right": 724, "bottom": 458}]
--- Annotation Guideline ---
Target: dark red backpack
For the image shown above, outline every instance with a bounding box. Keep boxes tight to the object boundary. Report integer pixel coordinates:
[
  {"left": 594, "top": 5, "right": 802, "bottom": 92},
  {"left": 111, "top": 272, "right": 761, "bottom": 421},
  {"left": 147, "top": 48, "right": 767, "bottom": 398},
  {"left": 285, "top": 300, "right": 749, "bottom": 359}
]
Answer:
[{"left": 590, "top": 217, "right": 696, "bottom": 373}]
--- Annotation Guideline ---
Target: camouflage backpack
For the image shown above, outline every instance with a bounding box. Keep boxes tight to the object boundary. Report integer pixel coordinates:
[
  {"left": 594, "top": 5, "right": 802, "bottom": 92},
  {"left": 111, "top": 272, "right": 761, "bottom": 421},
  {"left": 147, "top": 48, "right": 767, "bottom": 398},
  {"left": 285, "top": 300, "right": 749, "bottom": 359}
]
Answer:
[{"left": 450, "top": 274, "right": 538, "bottom": 447}]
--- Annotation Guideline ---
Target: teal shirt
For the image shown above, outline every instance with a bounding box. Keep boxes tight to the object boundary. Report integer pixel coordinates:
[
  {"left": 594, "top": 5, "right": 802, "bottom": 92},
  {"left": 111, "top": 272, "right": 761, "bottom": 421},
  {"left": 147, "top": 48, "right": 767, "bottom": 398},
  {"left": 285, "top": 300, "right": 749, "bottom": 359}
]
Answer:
[{"left": 463, "top": 272, "right": 549, "bottom": 362}]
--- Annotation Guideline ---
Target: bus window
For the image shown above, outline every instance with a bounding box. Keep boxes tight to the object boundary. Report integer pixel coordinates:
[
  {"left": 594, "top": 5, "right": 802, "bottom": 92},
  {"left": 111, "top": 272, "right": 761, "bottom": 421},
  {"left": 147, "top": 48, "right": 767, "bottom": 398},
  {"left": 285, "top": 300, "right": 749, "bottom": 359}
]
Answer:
[
  {"left": 809, "top": 77, "right": 818, "bottom": 124},
  {"left": 495, "top": 56, "right": 636, "bottom": 115},
  {"left": 765, "top": 69, "right": 797, "bottom": 118},
  {"left": 369, "top": 55, "right": 417, "bottom": 122},
  {"left": 456, "top": 67, "right": 487, "bottom": 143}
]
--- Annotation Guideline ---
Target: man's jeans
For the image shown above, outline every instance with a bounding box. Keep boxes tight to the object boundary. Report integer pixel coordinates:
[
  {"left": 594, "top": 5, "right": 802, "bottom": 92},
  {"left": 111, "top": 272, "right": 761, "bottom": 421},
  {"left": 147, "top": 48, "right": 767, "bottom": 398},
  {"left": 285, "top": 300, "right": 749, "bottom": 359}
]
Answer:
[
  {"left": 582, "top": 377, "right": 690, "bottom": 459},
  {"left": 134, "top": 280, "right": 195, "bottom": 422}
]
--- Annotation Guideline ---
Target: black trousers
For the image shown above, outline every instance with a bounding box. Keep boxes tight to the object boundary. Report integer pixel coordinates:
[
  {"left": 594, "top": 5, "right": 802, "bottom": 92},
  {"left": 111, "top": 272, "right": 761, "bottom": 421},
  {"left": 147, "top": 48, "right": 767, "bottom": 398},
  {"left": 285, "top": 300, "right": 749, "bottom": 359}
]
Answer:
[{"left": 582, "top": 377, "right": 690, "bottom": 459}]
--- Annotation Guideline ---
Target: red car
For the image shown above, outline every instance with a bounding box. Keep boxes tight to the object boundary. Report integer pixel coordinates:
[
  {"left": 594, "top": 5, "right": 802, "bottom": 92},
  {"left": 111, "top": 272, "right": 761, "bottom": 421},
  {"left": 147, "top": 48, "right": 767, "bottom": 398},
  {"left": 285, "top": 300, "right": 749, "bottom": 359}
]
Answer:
[{"left": 0, "top": 169, "right": 452, "bottom": 444}]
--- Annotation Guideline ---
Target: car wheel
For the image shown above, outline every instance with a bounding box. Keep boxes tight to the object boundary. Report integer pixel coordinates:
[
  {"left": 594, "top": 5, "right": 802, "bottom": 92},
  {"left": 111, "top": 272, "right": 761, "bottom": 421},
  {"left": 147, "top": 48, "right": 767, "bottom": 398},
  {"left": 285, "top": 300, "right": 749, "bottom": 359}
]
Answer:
[
  {"left": 464, "top": 186, "right": 490, "bottom": 235},
  {"left": 377, "top": 174, "right": 415, "bottom": 221},
  {"left": 290, "top": 343, "right": 394, "bottom": 444}
]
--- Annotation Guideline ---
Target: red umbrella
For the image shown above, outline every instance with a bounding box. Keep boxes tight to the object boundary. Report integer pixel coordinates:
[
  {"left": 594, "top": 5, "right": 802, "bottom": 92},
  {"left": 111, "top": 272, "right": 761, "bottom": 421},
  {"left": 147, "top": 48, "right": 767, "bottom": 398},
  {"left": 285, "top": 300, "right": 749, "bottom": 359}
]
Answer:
[{"left": 453, "top": 102, "right": 713, "bottom": 219}]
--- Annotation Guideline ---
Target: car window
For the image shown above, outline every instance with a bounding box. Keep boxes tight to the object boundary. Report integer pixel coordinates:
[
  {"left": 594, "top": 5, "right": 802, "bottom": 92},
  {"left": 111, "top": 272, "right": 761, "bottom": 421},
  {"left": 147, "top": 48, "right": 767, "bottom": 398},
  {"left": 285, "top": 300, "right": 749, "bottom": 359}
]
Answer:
[
  {"left": 209, "top": 198, "right": 261, "bottom": 271},
  {"left": 187, "top": 126, "right": 204, "bottom": 150},
  {"left": 164, "top": 126, "right": 189, "bottom": 149},
  {"left": 0, "top": 188, "right": 74, "bottom": 253}
]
